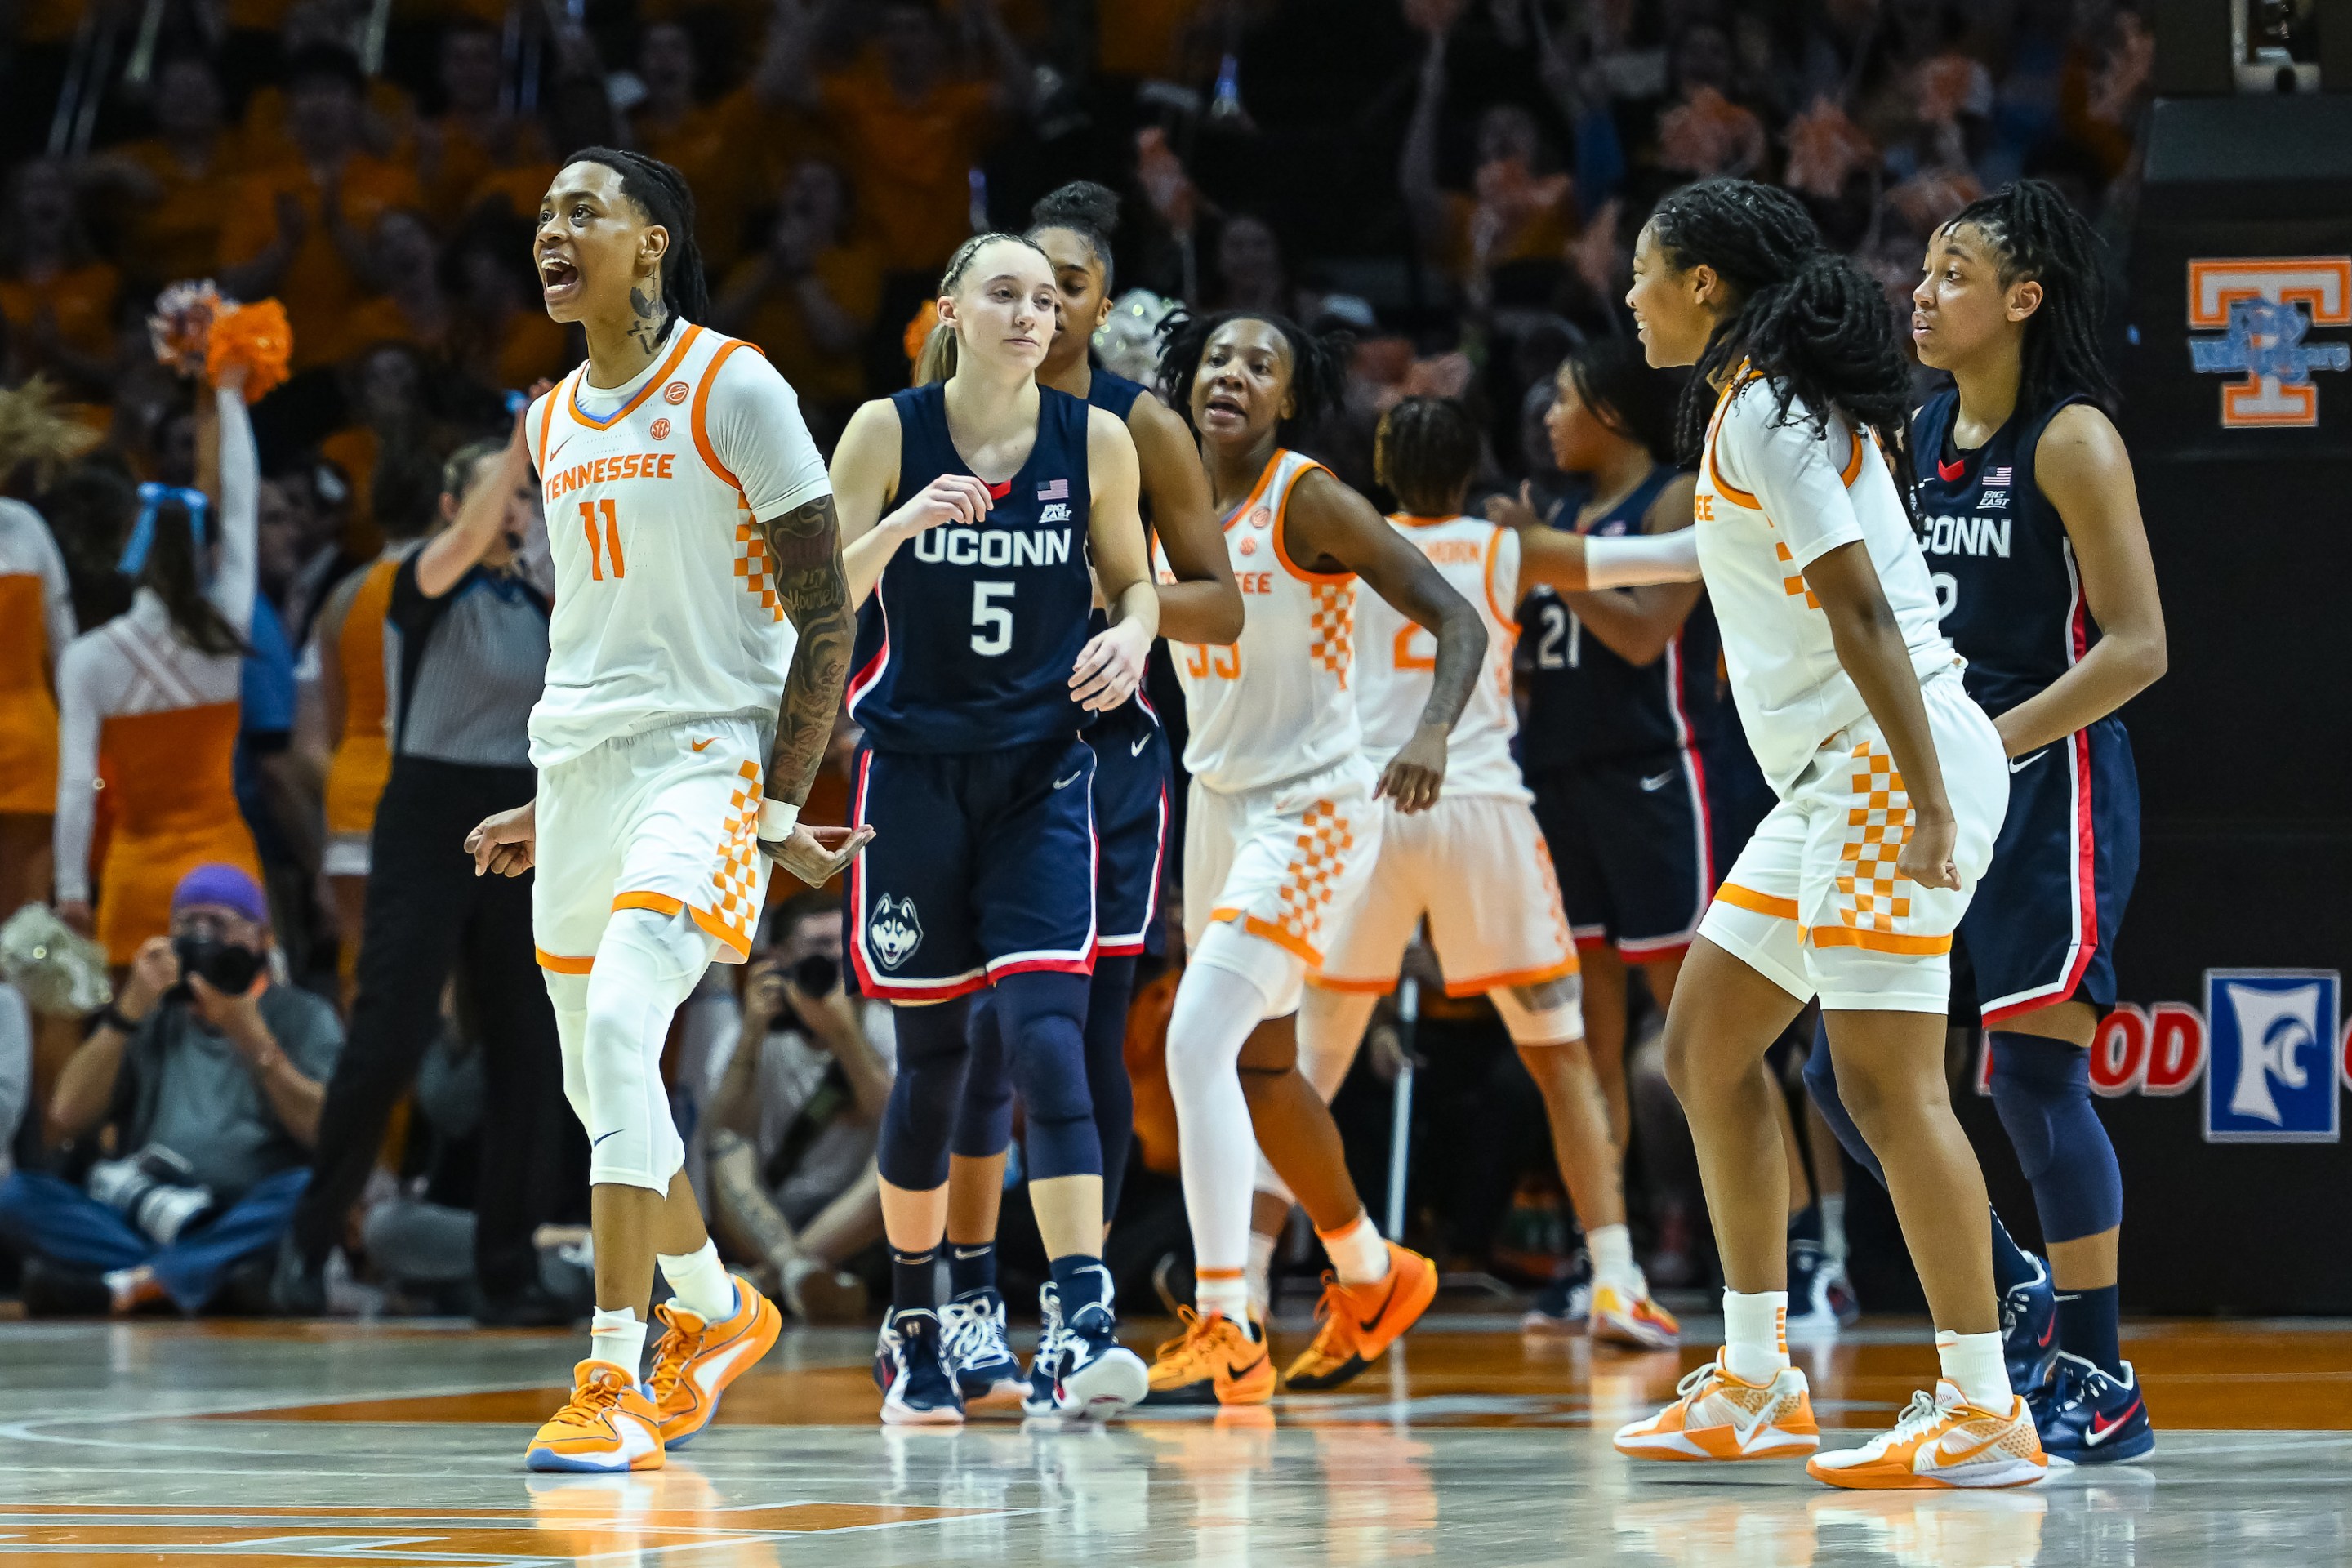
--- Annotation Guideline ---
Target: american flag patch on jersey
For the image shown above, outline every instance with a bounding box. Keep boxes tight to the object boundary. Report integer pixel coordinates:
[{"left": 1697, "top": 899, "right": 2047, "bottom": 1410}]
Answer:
[
  {"left": 1037, "top": 479, "right": 1069, "bottom": 501},
  {"left": 1983, "top": 465, "right": 2013, "bottom": 487}
]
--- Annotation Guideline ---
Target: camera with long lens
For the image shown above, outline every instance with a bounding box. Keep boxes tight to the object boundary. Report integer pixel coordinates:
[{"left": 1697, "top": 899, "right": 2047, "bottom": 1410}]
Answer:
[
  {"left": 767, "top": 951, "right": 844, "bottom": 1032},
  {"left": 86, "top": 1145, "right": 217, "bottom": 1244},
  {"left": 167, "top": 933, "right": 262, "bottom": 1000}
]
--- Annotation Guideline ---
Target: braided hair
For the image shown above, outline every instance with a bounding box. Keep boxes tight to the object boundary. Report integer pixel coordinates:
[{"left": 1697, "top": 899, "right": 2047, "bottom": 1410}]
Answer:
[
  {"left": 1647, "top": 178, "right": 1913, "bottom": 490},
  {"left": 913, "top": 231, "right": 1055, "bottom": 385},
  {"left": 1027, "top": 180, "right": 1120, "bottom": 294},
  {"left": 1940, "top": 179, "right": 2118, "bottom": 414},
  {"left": 1156, "top": 308, "right": 1352, "bottom": 446},
  {"left": 1374, "top": 396, "right": 1481, "bottom": 516},
  {"left": 1561, "top": 337, "right": 1683, "bottom": 466},
  {"left": 560, "top": 146, "right": 708, "bottom": 332}
]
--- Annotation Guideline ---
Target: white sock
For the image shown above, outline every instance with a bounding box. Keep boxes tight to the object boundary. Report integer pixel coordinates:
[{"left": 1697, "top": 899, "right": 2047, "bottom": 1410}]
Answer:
[
  {"left": 1247, "top": 1228, "right": 1278, "bottom": 1318},
  {"left": 1321, "top": 1211, "right": 1390, "bottom": 1286},
  {"left": 1722, "top": 1290, "right": 1789, "bottom": 1385},
  {"left": 1820, "top": 1194, "right": 1848, "bottom": 1265},
  {"left": 590, "top": 1307, "right": 648, "bottom": 1379},
  {"left": 1165, "top": 942, "right": 1275, "bottom": 1306},
  {"left": 1937, "top": 1328, "right": 2012, "bottom": 1411},
  {"left": 657, "top": 1240, "right": 737, "bottom": 1322},
  {"left": 1588, "top": 1223, "right": 1639, "bottom": 1294}
]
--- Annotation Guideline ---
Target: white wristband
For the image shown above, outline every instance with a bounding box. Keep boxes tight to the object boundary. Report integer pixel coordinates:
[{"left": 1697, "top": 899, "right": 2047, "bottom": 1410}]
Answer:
[
  {"left": 1582, "top": 528, "right": 1705, "bottom": 589},
  {"left": 756, "top": 798, "right": 800, "bottom": 842}
]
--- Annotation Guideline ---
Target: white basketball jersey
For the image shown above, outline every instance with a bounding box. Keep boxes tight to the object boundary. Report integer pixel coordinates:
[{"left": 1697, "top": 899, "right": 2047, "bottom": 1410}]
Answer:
[
  {"left": 1160, "top": 448, "right": 1361, "bottom": 794},
  {"left": 1696, "top": 373, "right": 1959, "bottom": 794},
  {"left": 1353, "top": 514, "right": 1527, "bottom": 800},
  {"left": 526, "top": 323, "right": 823, "bottom": 768}
]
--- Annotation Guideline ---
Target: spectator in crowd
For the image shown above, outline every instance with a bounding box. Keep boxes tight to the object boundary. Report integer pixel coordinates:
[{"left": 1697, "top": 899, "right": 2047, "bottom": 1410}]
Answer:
[
  {"left": 710, "top": 159, "right": 880, "bottom": 441},
  {"left": 444, "top": 213, "right": 572, "bottom": 395},
  {"left": 321, "top": 341, "right": 439, "bottom": 558},
  {"left": 101, "top": 56, "right": 248, "bottom": 293},
  {"left": 279, "top": 429, "right": 571, "bottom": 1325},
  {"left": 0, "top": 862, "right": 339, "bottom": 1316},
  {"left": 702, "top": 892, "right": 890, "bottom": 1323},
  {"left": 1401, "top": 12, "right": 1575, "bottom": 303},
  {"left": 218, "top": 46, "right": 425, "bottom": 372},
  {"left": 418, "top": 21, "right": 550, "bottom": 221},
  {"left": 0, "top": 159, "right": 122, "bottom": 403},
  {"left": 344, "top": 210, "right": 453, "bottom": 359},
  {"left": 233, "top": 1, "right": 416, "bottom": 175},
  {"left": 626, "top": 21, "right": 772, "bottom": 276},
  {"left": 54, "top": 370, "right": 263, "bottom": 970}
]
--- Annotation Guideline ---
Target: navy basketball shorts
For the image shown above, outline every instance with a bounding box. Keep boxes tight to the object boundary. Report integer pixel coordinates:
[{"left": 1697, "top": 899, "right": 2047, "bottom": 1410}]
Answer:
[
  {"left": 1956, "top": 715, "right": 2140, "bottom": 1025},
  {"left": 848, "top": 737, "right": 1098, "bottom": 1001},
  {"left": 1084, "top": 699, "right": 1170, "bottom": 957},
  {"left": 1528, "top": 746, "right": 1715, "bottom": 957}
]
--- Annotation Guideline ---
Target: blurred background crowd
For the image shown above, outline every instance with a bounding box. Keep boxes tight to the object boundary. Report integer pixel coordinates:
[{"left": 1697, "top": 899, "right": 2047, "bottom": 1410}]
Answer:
[{"left": 0, "top": 0, "right": 2149, "bottom": 1324}]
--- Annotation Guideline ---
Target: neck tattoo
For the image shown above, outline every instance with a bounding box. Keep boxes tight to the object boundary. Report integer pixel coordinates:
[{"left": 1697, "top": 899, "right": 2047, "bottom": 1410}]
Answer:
[{"left": 627, "top": 285, "right": 669, "bottom": 354}]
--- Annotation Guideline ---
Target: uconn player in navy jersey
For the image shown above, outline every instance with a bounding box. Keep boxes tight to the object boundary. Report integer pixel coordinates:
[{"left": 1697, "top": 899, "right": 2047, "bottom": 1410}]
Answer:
[
  {"left": 831, "top": 232, "right": 1160, "bottom": 1423},
  {"left": 935, "top": 184, "right": 1243, "bottom": 1407},
  {"left": 1803, "top": 182, "right": 2166, "bottom": 1460}
]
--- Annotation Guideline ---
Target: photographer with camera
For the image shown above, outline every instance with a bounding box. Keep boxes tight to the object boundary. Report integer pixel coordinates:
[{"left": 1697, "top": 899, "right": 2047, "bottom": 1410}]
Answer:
[
  {"left": 702, "top": 891, "right": 892, "bottom": 1323},
  {"left": 0, "top": 863, "right": 340, "bottom": 1316}
]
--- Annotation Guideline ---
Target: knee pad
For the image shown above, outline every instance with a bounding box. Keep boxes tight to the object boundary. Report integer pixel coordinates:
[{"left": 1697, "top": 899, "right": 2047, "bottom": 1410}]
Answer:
[
  {"left": 575, "top": 909, "right": 709, "bottom": 1192},
  {"left": 1493, "top": 974, "right": 1585, "bottom": 1046},
  {"left": 1801, "top": 1016, "right": 1887, "bottom": 1188},
  {"left": 1988, "top": 1031, "right": 2120, "bottom": 1243},
  {"left": 996, "top": 972, "right": 1099, "bottom": 1181},
  {"left": 879, "top": 997, "right": 973, "bottom": 1191},
  {"left": 952, "top": 991, "right": 1014, "bottom": 1160}
]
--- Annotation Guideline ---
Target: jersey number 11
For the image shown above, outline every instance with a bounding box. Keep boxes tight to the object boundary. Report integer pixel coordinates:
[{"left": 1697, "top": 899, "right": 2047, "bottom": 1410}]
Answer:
[{"left": 581, "top": 499, "right": 626, "bottom": 580}]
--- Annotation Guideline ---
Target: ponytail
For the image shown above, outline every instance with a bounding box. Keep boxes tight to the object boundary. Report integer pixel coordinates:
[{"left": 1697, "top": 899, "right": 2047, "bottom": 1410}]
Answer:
[
  {"left": 136, "top": 493, "right": 245, "bottom": 657},
  {"left": 914, "top": 321, "right": 958, "bottom": 385},
  {"left": 559, "top": 146, "right": 709, "bottom": 332},
  {"left": 1648, "top": 178, "right": 1913, "bottom": 495}
]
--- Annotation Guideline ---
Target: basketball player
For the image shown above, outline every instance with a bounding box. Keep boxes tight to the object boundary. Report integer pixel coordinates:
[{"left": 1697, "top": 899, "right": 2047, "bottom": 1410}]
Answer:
[
  {"left": 1145, "top": 311, "right": 1485, "bottom": 1405},
  {"left": 1560, "top": 180, "right": 2043, "bottom": 1487},
  {"left": 465, "top": 149, "right": 865, "bottom": 1471},
  {"left": 1261, "top": 394, "right": 1679, "bottom": 1352},
  {"left": 1803, "top": 180, "right": 2164, "bottom": 1463},
  {"left": 830, "top": 231, "right": 1159, "bottom": 1423},
  {"left": 936, "top": 181, "right": 1244, "bottom": 1409}
]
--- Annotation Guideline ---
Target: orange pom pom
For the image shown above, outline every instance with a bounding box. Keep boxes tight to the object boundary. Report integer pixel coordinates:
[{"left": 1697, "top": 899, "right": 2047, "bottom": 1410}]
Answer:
[
  {"left": 902, "top": 299, "right": 940, "bottom": 372},
  {"left": 206, "top": 299, "right": 294, "bottom": 403}
]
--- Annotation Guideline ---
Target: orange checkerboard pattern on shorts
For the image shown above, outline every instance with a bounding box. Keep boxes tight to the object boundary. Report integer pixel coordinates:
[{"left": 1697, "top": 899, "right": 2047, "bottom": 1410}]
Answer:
[
  {"left": 1533, "top": 835, "right": 1575, "bottom": 957},
  {"left": 1308, "top": 582, "right": 1353, "bottom": 684},
  {"left": 733, "top": 512, "right": 784, "bottom": 622},
  {"left": 706, "top": 760, "right": 766, "bottom": 951},
  {"left": 1837, "top": 742, "right": 1913, "bottom": 934},
  {"left": 1272, "top": 799, "right": 1356, "bottom": 955}
]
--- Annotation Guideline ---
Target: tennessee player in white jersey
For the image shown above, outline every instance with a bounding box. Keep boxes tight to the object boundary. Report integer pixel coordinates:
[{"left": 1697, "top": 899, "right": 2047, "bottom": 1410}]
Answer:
[
  {"left": 1144, "top": 311, "right": 1488, "bottom": 1408},
  {"left": 1264, "top": 396, "right": 1677, "bottom": 1351},
  {"left": 463, "top": 149, "right": 867, "bottom": 1475},
  {"left": 1547, "top": 181, "right": 2039, "bottom": 1490}
]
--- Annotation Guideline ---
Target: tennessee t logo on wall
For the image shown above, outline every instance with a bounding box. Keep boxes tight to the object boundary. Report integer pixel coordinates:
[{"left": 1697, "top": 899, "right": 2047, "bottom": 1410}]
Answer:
[
  {"left": 2186, "top": 258, "right": 2352, "bottom": 428},
  {"left": 2203, "top": 969, "right": 2339, "bottom": 1143}
]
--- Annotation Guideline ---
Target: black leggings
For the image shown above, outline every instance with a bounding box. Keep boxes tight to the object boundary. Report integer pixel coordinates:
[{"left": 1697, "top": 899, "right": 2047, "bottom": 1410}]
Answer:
[{"left": 290, "top": 759, "right": 576, "bottom": 1297}]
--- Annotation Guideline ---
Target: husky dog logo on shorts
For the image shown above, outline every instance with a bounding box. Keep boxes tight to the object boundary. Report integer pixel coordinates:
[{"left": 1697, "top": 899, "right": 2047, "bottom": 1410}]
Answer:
[{"left": 867, "top": 893, "right": 924, "bottom": 970}]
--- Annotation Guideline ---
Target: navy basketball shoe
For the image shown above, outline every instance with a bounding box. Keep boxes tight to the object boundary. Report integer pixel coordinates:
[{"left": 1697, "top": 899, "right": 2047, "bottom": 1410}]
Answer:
[
  {"left": 2031, "top": 1352, "right": 2154, "bottom": 1463},
  {"left": 2001, "top": 1254, "right": 2059, "bottom": 1396},
  {"left": 1023, "top": 1277, "right": 1148, "bottom": 1420},
  {"left": 874, "top": 1308, "right": 964, "bottom": 1425},
  {"left": 1521, "top": 1251, "right": 1592, "bottom": 1334},
  {"left": 1787, "top": 1234, "right": 1860, "bottom": 1334},
  {"left": 940, "top": 1288, "right": 1025, "bottom": 1410}
]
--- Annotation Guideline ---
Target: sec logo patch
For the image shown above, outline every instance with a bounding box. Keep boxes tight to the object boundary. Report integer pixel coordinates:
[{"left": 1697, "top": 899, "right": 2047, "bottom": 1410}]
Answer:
[
  {"left": 650, "top": 417, "right": 672, "bottom": 440},
  {"left": 664, "top": 381, "right": 690, "bottom": 405}
]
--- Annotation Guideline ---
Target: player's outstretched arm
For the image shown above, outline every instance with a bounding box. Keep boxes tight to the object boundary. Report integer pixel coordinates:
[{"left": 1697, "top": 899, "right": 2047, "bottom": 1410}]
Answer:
[
  {"left": 1989, "top": 403, "right": 2166, "bottom": 757},
  {"left": 1071, "top": 407, "right": 1158, "bottom": 712},
  {"left": 1288, "top": 466, "right": 1485, "bottom": 813},
  {"left": 1489, "top": 480, "right": 1705, "bottom": 595},
  {"left": 1127, "top": 393, "right": 1242, "bottom": 644},
  {"left": 1559, "top": 473, "right": 1704, "bottom": 667}
]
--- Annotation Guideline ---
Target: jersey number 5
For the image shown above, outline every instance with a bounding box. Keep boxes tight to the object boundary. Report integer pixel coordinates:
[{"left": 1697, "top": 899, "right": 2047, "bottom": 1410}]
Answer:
[
  {"left": 581, "top": 499, "right": 625, "bottom": 580},
  {"left": 970, "top": 581, "right": 1014, "bottom": 655}
]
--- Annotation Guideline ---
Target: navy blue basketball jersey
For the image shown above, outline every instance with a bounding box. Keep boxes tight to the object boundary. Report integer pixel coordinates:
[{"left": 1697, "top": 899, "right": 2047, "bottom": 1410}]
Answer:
[
  {"left": 1518, "top": 466, "right": 1719, "bottom": 769},
  {"left": 1909, "top": 390, "right": 2093, "bottom": 717},
  {"left": 1086, "top": 363, "right": 1147, "bottom": 422},
  {"left": 847, "top": 383, "right": 1096, "bottom": 753}
]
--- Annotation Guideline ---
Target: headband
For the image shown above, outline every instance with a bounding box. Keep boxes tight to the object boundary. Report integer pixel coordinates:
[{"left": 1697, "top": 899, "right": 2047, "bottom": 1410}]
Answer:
[{"left": 118, "top": 483, "right": 209, "bottom": 577}]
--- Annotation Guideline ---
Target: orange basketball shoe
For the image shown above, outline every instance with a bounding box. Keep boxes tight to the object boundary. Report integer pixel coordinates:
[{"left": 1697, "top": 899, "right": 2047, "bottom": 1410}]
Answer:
[
  {"left": 646, "top": 1275, "right": 782, "bottom": 1446},
  {"left": 1807, "top": 1382, "right": 2048, "bottom": 1490},
  {"left": 1282, "top": 1243, "right": 1439, "bottom": 1392},
  {"left": 1142, "top": 1308, "right": 1275, "bottom": 1405},
  {"left": 525, "top": 1361, "right": 666, "bottom": 1472},
  {"left": 1613, "top": 1356, "right": 1820, "bottom": 1462},
  {"left": 1590, "top": 1282, "right": 1682, "bottom": 1351}
]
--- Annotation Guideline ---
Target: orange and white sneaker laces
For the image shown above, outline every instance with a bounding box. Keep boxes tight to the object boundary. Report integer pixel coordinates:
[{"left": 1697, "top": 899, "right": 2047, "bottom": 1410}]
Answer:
[
  {"left": 1614, "top": 1356, "right": 1820, "bottom": 1461},
  {"left": 526, "top": 1361, "right": 665, "bottom": 1472},
  {"left": 1808, "top": 1381, "right": 2047, "bottom": 1490}
]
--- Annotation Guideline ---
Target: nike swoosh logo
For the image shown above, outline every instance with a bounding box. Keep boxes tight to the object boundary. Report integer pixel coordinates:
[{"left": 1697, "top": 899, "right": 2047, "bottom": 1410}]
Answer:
[
  {"left": 592, "top": 1130, "right": 621, "bottom": 1147},
  {"left": 2009, "top": 749, "right": 2048, "bottom": 773},
  {"left": 1054, "top": 772, "right": 1082, "bottom": 789},
  {"left": 1640, "top": 771, "right": 1675, "bottom": 791},
  {"left": 2038, "top": 1319, "right": 2053, "bottom": 1348},
  {"left": 1130, "top": 734, "right": 1151, "bottom": 757},
  {"left": 2086, "top": 1398, "right": 2142, "bottom": 1444},
  {"left": 1354, "top": 1276, "right": 1401, "bottom": 1334},
  {"left": 692, "top": 737, "right": 715, "bottom": 752},
  {"left": 1935, "top": 1428, "right": 2009, "bottom": 1465},
  {"left": 1225, "top": 1353, "right": 1267, "bottom": 1380}
]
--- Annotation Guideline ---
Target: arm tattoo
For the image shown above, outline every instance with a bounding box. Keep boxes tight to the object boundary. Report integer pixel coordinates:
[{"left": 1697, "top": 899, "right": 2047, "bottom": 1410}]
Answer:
[
  {"left": 764, "top": 492, "right": 853, "bottom": 808},
  {"left": 628, "top": 286, "right": 670, "bottom": 355}
]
